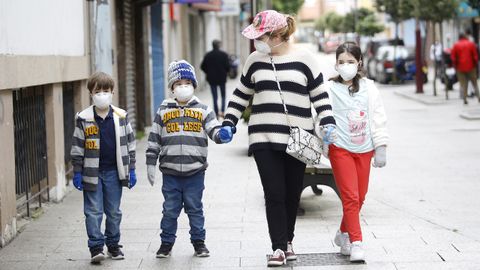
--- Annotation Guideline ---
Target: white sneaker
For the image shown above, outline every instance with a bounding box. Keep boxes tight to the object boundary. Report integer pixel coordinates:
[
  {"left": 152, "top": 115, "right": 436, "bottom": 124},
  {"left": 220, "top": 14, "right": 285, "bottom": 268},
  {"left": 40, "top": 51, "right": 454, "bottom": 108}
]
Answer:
[
  {"left": 334, "top": 230, "right": 348, "bottom": 247},
  {"left": 267, "top": 249, "right": 286, "bottom": 267},
  {"left": 350, "top": 241, "right": 365, "bottom": 262},
  {"left": 340, "top": 237, "right": 351, "bottom": 255},
  {"left": 334, "top": 230, "right": 351, "bottom": 255}
]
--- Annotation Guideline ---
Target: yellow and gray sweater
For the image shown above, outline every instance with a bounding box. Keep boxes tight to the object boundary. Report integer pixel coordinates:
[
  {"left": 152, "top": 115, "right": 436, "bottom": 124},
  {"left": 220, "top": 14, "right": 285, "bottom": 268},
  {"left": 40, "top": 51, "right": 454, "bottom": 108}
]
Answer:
[
  {"left": 70, "top": 105, "right": 136, "bottom": 191},
  {"left": 146, "top": 97, "right": 222, "bottom": 177}
]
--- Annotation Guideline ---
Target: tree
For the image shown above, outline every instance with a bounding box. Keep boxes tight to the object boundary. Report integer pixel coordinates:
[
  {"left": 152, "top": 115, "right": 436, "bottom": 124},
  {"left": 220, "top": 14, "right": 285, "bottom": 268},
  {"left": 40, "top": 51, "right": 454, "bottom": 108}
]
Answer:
[
  {"left": 272, "top": 0, "right": 304, "bottom": 14},
  {"left": 342, "top": 8, "right": 375, "bottom": 34},
  {"left": 414, "top": 0, "right": 459, "bottom": 98},
  {"left": 356, "top": 14, "right": 385, "bottom": 37},
  {"left": 324, "top": 12, "right": 345, "bottom": 33},
  {"left": 315, "top": 16, "right": 327, "bottom": 33}
]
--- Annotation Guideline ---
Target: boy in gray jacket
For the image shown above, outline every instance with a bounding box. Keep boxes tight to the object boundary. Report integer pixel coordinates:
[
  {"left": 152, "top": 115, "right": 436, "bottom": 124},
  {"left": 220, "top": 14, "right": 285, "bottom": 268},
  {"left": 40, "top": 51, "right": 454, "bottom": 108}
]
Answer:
[
  {"left": 146, "top": 60, "right": 233, "bottom": 258},
  {"left": 71, "top": 71, "right": 136, "bottom": 263}
]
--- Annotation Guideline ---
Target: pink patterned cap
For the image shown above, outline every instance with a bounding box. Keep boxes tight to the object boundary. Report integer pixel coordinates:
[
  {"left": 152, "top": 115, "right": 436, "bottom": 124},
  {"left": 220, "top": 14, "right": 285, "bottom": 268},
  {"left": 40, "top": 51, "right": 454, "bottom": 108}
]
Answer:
[{"left": 242, "top": 10, "right": 288, "bottom": 40}]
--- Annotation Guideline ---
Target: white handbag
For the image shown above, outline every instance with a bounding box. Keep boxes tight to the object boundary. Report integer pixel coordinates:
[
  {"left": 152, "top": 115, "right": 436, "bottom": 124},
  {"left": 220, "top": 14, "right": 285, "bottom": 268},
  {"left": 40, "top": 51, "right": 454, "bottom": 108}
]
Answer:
[{"left": 269, "top": 56, "right": 323, "bottom": 165}]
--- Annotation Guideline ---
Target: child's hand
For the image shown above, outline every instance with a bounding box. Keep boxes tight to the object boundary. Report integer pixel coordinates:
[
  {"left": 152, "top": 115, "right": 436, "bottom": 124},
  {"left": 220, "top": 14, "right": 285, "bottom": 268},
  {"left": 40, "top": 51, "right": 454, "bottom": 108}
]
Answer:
[
  {"left": 373, "top": 145, "right": 386, "bottom": 168},
  {"left": 147, "top": 165, "right": 156, "bottom": 186},
  {"left": 129, "top": 169, "right": 137, "bottom": 189},
  {"left": 219, "top": 126, "right": 234, "bottom": 143},
  {"left": 73, "top": 172, "right": 83, "bottom": 191},
  {"left": 320, "top": 124, "right": 337, "bottom": 144}
]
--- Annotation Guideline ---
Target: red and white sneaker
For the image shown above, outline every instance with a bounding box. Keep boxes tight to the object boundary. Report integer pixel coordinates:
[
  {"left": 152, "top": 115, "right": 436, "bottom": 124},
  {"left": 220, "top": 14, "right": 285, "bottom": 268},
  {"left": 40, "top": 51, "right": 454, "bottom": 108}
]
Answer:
[
  {"left": 267, "top": 249, "right": 286, "bottom": 267},
  {"left": 285, "top": 242, "right": 297, "bottom": 261}
]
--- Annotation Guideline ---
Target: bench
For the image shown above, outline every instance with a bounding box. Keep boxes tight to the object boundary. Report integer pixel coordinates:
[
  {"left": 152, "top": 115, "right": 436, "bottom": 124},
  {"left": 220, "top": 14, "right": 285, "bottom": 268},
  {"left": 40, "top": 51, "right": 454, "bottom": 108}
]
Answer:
[{"left": 298, "top": 164, "right": 340, "bottom": 216}]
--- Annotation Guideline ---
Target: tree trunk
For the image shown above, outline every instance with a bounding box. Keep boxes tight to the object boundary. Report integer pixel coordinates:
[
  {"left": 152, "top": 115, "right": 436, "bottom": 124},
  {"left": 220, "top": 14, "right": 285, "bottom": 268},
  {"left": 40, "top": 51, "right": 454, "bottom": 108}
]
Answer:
[
  {"left": 440, "top": 22, "right": 448, "bottom": 100},
  {"left": 433, "top": 22, "right": 437, "bottom": 96},
  {"left": 415, "top": 18, "right": 424, "bottom": 93},
  {"left": 393, "top": 22, "right": 399, "bottom": 84}
]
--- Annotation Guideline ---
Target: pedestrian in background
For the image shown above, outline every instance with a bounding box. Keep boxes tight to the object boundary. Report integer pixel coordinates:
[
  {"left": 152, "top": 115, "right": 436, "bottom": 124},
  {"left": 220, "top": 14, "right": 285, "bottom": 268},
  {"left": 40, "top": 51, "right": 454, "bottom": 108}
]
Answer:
[
  {"left": 146, "top": 60, "right": 233, "bottom": 258},
  {"left": 451, "top": 33, "right": 480, "bottom": 104},
  {"left": 222, "top": 10, "right": 337, "bottom": 267},
  {"left": 71, "top": 71, "right": 137, "bottom": 264},
  {"left": 318, "top": 42, "right": 389, "bottom": 262},
  {"left": 201, "top": 39, "right": 230, "bottom": 119}
]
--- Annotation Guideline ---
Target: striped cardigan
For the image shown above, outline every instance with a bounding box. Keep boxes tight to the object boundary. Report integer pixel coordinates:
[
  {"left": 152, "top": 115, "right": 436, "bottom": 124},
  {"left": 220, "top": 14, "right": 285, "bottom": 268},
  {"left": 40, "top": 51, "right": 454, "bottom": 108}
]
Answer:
[
  {"left": 223, "top": 49, "right": 336, "bottom": 154},
  {"left": 71, "top": 105, "right": 136, "bottom": 191},
  {"left": 146, "top": 96, "right": 222, "bottom": 177}
]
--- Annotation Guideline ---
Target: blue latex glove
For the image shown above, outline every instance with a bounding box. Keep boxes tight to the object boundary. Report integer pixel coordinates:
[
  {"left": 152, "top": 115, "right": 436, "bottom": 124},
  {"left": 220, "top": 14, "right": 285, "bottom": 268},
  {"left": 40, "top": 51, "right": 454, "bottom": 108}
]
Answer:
[
  {"left": 321, "top": 125, "right": 337, "bottom": 145},
  {"left": 219, "top": 126, "right": 233, "bottom": 143},
  {"left": 129, "top": 169, "right": 137, "bottom": 189},
  {"left": 73, "top": 172, "right": 83, "bottom": 191}
]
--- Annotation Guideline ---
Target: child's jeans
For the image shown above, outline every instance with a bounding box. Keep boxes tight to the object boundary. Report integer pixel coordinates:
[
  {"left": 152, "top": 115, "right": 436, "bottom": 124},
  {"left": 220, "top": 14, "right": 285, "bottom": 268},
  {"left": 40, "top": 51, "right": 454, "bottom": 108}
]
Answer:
[
  {"left": 83, "top": 169, "right": 123, "bottom": 250},
  {"left": 160, "top": 171, "right": 206, "bottom": 244}
]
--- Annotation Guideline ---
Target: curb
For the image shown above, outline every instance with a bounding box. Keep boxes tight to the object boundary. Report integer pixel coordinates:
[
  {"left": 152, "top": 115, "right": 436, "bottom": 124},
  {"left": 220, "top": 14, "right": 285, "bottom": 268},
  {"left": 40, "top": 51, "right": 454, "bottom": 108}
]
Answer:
[{"left": 394, "top": 90, "right": 449, "bottom": 105}]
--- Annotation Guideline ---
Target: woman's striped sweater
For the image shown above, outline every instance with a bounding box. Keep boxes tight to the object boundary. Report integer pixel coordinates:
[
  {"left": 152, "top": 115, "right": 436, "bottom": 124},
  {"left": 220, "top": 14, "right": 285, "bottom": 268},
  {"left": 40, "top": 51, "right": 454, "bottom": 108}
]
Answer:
[{"left": 223, "top": 48, "right": 336, "bottom": 153}]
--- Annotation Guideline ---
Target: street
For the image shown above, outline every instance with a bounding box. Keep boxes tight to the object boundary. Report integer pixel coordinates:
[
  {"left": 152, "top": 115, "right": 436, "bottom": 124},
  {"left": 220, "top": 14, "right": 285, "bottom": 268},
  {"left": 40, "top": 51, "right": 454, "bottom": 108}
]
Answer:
[{"left": 1, "top": 45, "right": 480, "bottom": 270}]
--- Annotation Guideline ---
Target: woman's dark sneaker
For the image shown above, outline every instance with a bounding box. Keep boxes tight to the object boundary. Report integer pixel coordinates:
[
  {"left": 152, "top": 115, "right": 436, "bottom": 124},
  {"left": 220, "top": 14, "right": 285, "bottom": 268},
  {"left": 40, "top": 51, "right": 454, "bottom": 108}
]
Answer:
[
  {"left": 90, "top": 248, "right": 105, "bottom": 264},
  {"left": 192, "top": 240, "right": 210, "bottom": 257},
  {"left": 107, "top": 244, "right": 125, "bottom": 260},
  {"left": 156, "top": 242, "right": 173, "bottom": 258}
]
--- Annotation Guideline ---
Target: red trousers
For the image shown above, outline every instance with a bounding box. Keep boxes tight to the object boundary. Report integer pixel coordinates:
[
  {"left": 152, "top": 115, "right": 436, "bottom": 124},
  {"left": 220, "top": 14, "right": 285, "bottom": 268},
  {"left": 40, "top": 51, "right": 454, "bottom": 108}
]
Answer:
[{"left": 329, "top": 144, "right": 374, "bottom": 242}]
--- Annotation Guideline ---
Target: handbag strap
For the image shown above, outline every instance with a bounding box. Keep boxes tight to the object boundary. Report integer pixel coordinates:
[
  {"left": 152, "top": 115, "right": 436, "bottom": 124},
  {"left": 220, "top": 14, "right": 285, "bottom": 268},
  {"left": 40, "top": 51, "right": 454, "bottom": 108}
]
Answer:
[{"left": 269, "top": 56, "right": 292, "bottom": 128}]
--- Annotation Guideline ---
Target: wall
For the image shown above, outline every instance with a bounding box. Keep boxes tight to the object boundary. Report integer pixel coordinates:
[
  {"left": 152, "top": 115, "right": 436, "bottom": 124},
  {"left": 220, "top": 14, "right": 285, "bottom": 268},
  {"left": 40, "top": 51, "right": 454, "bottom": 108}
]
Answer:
[
  {"left": 0, "top": 90, "right": 17, "bottom": 247},
  {"left": 0, "top": 0, "right": 85, "bottom": 56}
]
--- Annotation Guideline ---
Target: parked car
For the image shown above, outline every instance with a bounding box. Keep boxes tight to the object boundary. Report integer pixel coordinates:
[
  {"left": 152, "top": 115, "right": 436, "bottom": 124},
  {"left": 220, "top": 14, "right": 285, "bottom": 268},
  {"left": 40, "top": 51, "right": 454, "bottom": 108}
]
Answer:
[
  {"left": 364, "top": 39, "right": 404, "bottom": 78},
  {"left": 367, "top": 44, "right": 428, "bottom": 84},
  {"left": 367, "top": 45, "right": 409, "bottom": 84}
]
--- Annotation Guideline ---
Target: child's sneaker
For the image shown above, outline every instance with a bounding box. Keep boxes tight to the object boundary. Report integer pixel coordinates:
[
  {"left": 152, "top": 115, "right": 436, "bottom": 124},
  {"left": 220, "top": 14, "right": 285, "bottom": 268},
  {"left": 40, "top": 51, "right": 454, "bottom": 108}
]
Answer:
[
  {"left": 285, "top": 242, "right": 297, "bottom": 261},
  {"left": 156, "top": 242, "right": 173, "bottom": 258},
  {"left": 267, "top": 249, "right": 286, "bottom": 267},
  {"left": 107, "top": 244, "right": 124, "bottom": 260},
  {"left": 340, "top": 237, "right": 352, "bottom": 256},
  {"left": 334, "top": 230, "right": 351, "bottom": 255},
  {"left": 349, "top": 241, "right": 365, "bottom": 262},
  {"left": 90, "top": 248, "right": 105, "bottom": 264},
  {"left": 334, "top": 229, "right": 348, "bottom": 247},
  {"left": 192, "top": 240, "right": 210, "bottom": 257}
]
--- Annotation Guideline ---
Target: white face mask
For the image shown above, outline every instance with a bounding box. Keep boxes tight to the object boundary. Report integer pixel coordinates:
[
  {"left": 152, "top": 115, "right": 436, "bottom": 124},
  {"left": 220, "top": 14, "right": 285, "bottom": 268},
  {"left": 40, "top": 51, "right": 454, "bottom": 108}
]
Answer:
[
  {"left": 173, "top": 84, "right": 194, "bottom": 102},
  {"left": 336, "top": 63, "right": 358, "bottom": 81},
  {"left": 254, "top": 38, "right": 284, "bottom": 55},
  {"left": 92, "top": 92, "right": 112, "bottom": 110},
  {"left": 254, "top": 39, "right": 272, "bottom": 54}
]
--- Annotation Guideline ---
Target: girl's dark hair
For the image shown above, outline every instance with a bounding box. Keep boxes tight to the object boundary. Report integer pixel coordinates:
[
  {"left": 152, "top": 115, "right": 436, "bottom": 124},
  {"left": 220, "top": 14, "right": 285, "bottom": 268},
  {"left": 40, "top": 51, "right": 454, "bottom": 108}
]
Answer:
[{"left": 330, "top": 42, "right": 365, "bottom": 96}]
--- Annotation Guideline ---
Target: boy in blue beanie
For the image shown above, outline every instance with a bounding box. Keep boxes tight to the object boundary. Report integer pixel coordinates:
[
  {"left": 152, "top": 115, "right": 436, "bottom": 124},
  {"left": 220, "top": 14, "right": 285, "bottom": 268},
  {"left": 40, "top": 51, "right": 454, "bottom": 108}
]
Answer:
[{"left": 146, "top": 60, "right": 234, "bottom": 258}]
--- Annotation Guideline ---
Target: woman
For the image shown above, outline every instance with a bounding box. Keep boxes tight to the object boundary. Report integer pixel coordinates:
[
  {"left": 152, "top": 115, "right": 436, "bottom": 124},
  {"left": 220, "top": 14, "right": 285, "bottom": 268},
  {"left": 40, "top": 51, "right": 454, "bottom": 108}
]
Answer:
[
  {"left": 319, "top": 42, "right": 389, "bottom": 262},
  {"left": 222, "top": 10, "right": 336, "bottom": 266}
]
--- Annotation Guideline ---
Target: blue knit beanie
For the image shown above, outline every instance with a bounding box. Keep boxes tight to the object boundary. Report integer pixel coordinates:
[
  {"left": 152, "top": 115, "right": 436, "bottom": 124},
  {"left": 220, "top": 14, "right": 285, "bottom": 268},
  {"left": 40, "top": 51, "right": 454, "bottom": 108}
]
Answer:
[{"left": 167, "top": 60, "right": 198, "bottom": 90}]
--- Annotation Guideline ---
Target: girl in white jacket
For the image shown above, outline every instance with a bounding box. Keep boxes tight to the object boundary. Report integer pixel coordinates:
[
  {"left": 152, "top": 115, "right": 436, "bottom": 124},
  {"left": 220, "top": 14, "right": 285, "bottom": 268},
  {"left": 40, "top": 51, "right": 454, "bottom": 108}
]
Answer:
[{"left": 317, "top": 42, "right": 389, "bottom": 262}]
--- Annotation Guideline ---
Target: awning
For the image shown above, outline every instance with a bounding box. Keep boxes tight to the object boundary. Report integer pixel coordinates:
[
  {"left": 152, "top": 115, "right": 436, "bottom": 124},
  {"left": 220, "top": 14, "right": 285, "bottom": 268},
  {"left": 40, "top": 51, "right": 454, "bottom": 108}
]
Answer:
[
  {"left": 457, "top": 1, "right": 479, "bottom": 18},
  {"left": 175, "top": 0, "right": 209, "bottom": 3}
]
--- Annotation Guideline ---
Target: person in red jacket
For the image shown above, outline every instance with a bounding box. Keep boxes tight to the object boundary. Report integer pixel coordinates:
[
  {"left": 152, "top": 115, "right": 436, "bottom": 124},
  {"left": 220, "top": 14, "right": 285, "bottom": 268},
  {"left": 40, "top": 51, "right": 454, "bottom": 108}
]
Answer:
[{"left": 451, "top": 33, "right": 479, "bottom": 104}]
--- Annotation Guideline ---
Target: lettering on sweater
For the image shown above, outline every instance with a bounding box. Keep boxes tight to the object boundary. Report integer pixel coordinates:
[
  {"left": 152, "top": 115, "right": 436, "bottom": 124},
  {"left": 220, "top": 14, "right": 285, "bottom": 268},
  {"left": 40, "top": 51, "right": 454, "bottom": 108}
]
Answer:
[
  {"left": 163, "top": 108, "right": 204, "bottom": 133},
  {"left": 85, "top": 139, "right": 99, "bottom": 150},
  {"left": 85, "top": 125, "right": 98, "bottom": 137}
]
